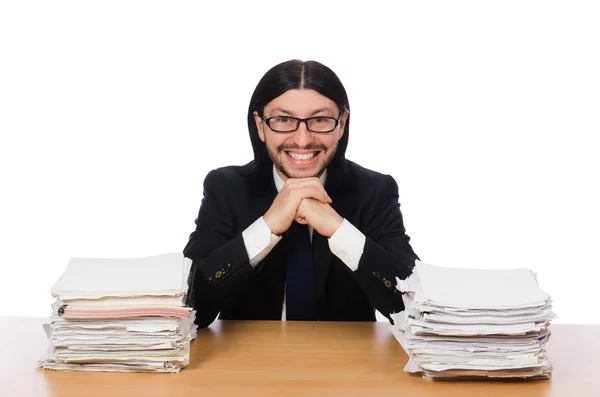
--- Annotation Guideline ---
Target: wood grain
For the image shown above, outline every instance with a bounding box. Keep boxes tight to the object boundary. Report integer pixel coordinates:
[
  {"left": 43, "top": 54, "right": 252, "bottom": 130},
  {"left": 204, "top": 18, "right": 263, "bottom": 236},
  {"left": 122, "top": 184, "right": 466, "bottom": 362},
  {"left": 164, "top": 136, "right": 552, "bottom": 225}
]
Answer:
[{"left": 0, "top": 318, "right": 597, "bottom": 397}]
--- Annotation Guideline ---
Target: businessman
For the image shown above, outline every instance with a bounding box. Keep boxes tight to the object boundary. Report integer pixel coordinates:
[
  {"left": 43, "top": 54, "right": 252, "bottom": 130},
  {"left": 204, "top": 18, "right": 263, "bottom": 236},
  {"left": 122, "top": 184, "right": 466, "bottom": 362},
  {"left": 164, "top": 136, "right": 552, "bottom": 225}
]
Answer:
[{"left": 183, "top": 60, "right": 419, "bottom": 328}]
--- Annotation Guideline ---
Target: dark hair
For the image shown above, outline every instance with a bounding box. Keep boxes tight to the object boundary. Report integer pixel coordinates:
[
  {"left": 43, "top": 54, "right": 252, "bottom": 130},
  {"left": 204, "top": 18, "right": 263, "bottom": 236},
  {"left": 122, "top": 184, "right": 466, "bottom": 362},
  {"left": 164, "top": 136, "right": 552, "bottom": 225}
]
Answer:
[{"left": 247, "top": 60, "right": 351, "bottom": 186}]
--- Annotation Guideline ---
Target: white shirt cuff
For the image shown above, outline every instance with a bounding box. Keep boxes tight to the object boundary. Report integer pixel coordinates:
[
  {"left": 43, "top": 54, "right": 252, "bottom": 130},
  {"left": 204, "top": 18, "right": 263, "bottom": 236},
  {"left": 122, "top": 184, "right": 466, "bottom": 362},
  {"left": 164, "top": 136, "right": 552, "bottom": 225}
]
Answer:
[
  {"left": 328, "top": 218, "right": 366, "bottom": 272},
  {"left": 242, "top": 216, "right": 282, "bottom": 268}
]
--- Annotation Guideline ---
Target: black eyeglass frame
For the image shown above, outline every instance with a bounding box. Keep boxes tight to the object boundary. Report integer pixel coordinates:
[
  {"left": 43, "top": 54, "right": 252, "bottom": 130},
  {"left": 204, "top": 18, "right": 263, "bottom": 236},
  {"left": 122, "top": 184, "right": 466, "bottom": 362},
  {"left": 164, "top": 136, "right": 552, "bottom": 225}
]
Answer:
[{"left": 260, "top": 114, "right": 342, "bottom": 133}]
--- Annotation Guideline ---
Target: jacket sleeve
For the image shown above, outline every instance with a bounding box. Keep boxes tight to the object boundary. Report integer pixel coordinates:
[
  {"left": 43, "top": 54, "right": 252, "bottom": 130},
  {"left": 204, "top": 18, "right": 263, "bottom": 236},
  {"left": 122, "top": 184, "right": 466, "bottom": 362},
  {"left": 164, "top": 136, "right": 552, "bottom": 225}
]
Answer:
[
  {"left": 183, "top": 169, "right": 257, "bottom": 328},
  {"left": 351, "top": 175, "right": 419, "bottom": 322}
]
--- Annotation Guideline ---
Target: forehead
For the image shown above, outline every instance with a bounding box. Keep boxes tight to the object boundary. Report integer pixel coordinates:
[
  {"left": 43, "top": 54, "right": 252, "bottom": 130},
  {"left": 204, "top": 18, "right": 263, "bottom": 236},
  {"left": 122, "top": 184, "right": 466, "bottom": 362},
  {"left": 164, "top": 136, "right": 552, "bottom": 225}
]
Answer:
[{"left": 264, "top": 89, "right": 338, "bottom": 116}]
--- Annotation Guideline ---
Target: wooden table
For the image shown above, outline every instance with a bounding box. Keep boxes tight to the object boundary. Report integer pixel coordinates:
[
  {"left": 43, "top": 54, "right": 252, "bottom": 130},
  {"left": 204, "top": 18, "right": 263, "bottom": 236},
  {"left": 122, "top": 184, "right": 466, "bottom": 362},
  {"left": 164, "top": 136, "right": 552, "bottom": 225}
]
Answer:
[{"left": 0, "top": 318, "right": 597, "bottom": 397}]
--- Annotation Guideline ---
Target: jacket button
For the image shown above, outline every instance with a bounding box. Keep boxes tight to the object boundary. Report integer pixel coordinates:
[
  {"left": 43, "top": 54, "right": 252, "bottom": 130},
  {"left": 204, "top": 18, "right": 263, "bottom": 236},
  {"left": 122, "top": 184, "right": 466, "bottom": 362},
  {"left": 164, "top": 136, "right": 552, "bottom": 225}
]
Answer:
[
  {"left": 215, "top": 271, "right": 223, "bottom": 279},
  {"left": 384, "top": 280, "right": 392, "bottom": 288}
]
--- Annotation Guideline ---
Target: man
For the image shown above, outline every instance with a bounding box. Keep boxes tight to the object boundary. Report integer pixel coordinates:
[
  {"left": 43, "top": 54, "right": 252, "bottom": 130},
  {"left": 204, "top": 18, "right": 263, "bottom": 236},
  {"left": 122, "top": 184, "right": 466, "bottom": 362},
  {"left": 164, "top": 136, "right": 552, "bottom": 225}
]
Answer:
[{"left": 184, "top": 60, "right": 419, "bottom": 328}]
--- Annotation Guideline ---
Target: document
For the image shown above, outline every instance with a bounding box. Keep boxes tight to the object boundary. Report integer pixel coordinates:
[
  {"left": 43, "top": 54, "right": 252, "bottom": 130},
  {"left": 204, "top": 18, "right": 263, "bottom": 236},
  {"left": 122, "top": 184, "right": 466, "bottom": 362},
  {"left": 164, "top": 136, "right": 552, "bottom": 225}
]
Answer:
[
  {"left": 391, "top": 260, "right": 555, "bottom": 380},
  {"left": 37, "top": 253, "right": 198, "bottom": 373}
]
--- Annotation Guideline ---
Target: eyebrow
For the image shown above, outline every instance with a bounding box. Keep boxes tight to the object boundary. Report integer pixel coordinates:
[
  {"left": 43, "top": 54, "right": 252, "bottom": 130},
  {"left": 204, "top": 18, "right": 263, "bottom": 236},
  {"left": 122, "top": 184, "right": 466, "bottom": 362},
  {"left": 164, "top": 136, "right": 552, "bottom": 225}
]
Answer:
[{"left": 269, "top": 107, "right": 336, "bottom": 117}]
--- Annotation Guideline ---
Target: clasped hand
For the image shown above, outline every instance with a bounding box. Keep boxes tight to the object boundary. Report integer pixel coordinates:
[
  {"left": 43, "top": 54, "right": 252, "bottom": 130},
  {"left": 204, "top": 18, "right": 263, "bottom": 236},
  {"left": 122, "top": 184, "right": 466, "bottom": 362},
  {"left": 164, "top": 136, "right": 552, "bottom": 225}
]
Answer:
[{"left": 263, "top": 178, "right": 343, "bottom": 238}]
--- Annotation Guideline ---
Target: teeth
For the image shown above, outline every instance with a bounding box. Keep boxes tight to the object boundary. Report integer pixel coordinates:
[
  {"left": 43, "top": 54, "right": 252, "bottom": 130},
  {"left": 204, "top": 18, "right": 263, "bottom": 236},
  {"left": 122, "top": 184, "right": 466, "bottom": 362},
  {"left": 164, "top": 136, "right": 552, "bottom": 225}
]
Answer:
[{"left": 288, "top": 152, "right": 316, "bottom": 161}]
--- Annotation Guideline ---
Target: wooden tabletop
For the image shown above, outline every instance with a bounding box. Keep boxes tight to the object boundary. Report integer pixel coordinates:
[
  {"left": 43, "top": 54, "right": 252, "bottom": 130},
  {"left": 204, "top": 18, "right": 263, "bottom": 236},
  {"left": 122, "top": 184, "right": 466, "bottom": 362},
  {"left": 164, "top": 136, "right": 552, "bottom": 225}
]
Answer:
[{"left": 0, "top": 318, "right": 598, "bottom": 397}]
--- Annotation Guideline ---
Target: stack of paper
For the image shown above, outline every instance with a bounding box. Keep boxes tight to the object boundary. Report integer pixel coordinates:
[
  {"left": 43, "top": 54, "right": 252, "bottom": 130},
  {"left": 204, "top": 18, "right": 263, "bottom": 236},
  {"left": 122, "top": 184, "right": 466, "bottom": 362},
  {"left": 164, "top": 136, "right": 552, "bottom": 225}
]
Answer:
[
  {"left": 390, "top": 260, "right": 555, "bottom": 380},
  {"left": 37, "top": 253, "right": 198, "bottom": 373}
]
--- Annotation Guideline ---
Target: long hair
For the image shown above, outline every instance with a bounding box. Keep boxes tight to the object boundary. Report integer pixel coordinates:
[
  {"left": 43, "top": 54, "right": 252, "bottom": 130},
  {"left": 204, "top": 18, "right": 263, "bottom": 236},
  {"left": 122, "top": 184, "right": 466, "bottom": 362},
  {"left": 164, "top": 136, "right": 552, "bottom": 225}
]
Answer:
[{"left": 247, "top": 60, "right": 351, "bottom": 188}]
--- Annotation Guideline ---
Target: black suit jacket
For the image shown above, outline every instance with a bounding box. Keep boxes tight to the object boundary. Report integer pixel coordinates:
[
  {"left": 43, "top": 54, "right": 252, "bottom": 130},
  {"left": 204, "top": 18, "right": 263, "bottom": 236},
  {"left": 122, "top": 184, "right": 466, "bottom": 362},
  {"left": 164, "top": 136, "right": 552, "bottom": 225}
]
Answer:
[{"left": 183, "top": 160, "right": 418, "bottom": 328}]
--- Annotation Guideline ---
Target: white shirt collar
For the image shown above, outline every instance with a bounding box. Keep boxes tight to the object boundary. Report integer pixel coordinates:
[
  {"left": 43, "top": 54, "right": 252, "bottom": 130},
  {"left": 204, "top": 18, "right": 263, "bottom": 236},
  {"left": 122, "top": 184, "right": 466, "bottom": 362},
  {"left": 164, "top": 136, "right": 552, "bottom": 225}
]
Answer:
[{"left": 273, "top": 165, "right": 327, "bottom": 192}]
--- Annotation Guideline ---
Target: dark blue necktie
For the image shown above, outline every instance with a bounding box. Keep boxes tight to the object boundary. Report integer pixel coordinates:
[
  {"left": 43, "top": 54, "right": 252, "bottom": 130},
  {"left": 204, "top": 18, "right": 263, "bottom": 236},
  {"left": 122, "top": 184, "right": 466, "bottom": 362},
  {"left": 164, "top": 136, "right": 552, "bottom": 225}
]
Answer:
[{"left": 285, "top": 222, "right": 317, "bottom": 321}]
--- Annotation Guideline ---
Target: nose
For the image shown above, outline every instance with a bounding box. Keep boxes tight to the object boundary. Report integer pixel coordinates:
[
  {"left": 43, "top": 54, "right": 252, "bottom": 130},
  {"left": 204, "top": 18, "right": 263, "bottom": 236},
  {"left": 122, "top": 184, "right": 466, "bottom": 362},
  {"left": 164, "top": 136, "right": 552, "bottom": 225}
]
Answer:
[{"left": 292, "top": 121, "right": 313, "bottom": 147}]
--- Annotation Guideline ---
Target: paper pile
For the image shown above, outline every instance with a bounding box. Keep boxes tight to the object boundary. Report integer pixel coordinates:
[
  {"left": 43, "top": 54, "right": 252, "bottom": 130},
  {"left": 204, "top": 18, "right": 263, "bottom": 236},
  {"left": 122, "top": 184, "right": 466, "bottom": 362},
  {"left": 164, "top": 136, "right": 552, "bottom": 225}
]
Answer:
[
  {"left": 390, "top": 260, "right": 555, "bottom": 380},
  {"left": 37, "top": 253, "right": 198, "bottom": 373}
]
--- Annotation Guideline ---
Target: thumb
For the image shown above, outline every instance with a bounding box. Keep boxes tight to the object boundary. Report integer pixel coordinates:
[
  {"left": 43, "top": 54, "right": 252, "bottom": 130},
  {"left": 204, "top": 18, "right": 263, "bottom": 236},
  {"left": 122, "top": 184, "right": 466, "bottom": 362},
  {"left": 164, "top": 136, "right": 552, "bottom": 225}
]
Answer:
[{"left": 295, "top": 216, "right": 309, "bottom": 225}]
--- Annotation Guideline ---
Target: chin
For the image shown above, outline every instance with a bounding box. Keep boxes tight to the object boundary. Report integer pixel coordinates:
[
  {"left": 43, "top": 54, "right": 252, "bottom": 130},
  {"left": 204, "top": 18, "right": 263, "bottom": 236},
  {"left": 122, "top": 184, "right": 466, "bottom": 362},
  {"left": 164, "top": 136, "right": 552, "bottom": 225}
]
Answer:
[
  {"left": 281, "top": 166, "right": 323, "bottom": 180},
  {"left": 295, "top": 171, "right": 320, "bottom": 179}
]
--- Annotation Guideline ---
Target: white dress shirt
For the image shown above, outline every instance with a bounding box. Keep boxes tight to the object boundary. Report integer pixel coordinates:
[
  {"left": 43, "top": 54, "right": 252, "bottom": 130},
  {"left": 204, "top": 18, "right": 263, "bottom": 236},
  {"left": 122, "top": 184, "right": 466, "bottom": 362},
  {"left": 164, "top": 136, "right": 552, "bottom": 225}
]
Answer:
[{"left": 241, "top": 166, "right": 367, "bottom": 320}]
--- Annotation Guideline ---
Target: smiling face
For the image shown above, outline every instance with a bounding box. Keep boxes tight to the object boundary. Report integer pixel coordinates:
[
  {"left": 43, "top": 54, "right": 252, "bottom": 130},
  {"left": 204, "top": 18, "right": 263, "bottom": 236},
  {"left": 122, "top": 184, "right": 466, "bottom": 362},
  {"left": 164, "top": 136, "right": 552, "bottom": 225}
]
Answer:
[{"left": 254, "top": 89, "right": 348, "bottom": 181}]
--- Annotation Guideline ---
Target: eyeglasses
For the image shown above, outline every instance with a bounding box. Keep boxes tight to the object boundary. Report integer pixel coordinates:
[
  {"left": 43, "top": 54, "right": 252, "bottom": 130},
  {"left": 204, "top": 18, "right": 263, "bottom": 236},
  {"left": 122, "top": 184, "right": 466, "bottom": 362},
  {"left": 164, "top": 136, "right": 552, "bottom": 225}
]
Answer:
[{"left": 261, "top": 114, "right": 341, "bottom": 133}]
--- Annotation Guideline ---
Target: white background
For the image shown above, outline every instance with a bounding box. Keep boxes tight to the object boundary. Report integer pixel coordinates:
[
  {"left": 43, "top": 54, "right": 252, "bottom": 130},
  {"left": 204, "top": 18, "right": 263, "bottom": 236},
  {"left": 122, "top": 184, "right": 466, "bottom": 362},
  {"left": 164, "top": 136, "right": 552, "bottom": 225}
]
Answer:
[{"left": 1, "top": 1, "right": 598, "bottom": 323}]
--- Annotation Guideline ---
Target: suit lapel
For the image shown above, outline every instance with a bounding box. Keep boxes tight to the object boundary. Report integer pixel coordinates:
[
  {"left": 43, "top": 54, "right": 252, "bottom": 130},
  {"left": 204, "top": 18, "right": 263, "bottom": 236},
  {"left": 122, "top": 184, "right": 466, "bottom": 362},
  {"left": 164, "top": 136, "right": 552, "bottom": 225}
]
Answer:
[{"left": 252, "top": 174, "right": 279, "bottom": 220}]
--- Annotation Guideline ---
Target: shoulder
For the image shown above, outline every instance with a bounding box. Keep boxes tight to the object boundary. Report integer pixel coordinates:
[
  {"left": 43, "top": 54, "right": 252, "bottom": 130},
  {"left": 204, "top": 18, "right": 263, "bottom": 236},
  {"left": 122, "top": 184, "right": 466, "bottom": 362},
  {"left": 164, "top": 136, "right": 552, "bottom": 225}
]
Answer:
[
  {"left": 204, "top": 161, "right": 256, "bottom": 188},
  {"left": 345, "top": 160, "right": 399, "bottom": 196}
]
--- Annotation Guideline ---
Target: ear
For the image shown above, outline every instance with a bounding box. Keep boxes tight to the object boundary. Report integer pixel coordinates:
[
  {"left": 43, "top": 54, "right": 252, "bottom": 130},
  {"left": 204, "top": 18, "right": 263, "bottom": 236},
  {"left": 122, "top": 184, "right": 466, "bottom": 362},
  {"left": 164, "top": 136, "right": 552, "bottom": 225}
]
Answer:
[
  {"left": 337, "top": 109, "right": 349, "bottom": 140},
  {"left": 253, "top": 111, "right": 266, "bottom": 143}
]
